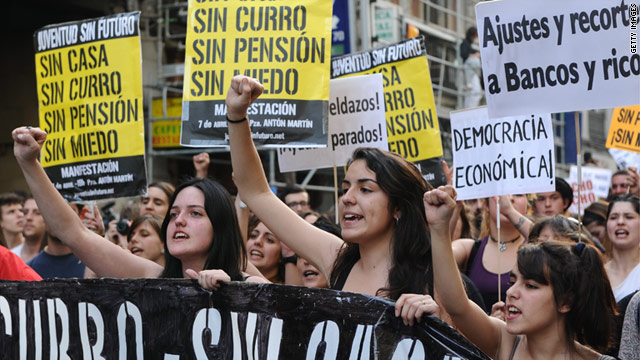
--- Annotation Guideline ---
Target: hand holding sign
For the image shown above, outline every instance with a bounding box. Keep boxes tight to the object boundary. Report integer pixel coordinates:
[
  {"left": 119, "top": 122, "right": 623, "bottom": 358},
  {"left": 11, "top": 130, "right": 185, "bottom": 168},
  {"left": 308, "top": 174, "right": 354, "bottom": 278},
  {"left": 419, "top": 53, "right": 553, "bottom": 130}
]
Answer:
[
  {"left": 186, "top": 268, "right": 230, "bottom": 291},
  {"left": 12, "top": 126, "right": 47, "bottom": 163},
  {"left": 226, "top": 76, "right": 264, "bottom": 120},
  {"left": 395, "top": 294, "right": 441, "bottom": 326}
]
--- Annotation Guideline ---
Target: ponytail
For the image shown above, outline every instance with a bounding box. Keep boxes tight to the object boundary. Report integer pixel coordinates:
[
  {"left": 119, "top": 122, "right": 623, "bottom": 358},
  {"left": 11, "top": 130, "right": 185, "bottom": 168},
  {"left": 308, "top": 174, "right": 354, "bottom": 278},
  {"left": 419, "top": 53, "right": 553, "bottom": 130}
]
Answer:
[{"left": 566, "top": 242, "right": 617, "bottom": 352}]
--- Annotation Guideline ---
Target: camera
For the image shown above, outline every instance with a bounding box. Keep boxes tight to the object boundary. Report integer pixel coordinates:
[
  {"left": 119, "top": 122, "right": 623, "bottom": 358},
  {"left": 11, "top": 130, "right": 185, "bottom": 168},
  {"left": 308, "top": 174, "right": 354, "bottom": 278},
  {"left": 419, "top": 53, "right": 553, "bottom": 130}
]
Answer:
[{"left": 116, "top": 219, "right": 130, "bottom": 236}]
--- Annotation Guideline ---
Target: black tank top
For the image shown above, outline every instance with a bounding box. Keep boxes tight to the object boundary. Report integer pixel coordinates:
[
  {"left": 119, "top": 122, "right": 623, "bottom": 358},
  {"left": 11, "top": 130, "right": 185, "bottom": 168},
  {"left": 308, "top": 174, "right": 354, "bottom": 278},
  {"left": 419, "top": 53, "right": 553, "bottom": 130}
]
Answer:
[{"left": 330, "top": 256, "right": 359, "bottom": 291}]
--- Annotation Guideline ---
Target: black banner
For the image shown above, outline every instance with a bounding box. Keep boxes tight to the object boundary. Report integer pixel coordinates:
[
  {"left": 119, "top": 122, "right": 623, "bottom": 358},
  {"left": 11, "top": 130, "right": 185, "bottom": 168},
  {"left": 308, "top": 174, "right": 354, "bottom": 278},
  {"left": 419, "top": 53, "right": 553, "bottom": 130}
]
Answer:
[
  {"left": 0, "top": 279, "right": 490, "bottom": 359},
  {"left": 181, "top": 99, "right": 328, "bottom": 147},
  {"left": 44, "top": 155, "right": 147, "bottom": 202}
]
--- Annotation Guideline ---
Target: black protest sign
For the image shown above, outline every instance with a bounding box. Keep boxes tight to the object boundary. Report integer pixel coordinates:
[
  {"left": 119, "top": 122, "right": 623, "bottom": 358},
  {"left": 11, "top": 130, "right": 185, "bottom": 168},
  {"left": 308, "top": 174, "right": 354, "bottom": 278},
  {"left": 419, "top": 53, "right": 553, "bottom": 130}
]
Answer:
[
  {"left": 33, "top": 12, "right": 146, "bottom": 201},
  {"left": 0, "top": 279, "right": 490, "bottom": 359}
]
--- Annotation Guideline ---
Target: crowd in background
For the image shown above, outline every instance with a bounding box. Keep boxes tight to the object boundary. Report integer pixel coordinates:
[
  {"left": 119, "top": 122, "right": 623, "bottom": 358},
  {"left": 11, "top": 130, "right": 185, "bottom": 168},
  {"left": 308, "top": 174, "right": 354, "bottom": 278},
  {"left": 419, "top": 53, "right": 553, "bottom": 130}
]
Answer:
[{"left": 2, "top": 76, "right": 640, "bottom": 359}]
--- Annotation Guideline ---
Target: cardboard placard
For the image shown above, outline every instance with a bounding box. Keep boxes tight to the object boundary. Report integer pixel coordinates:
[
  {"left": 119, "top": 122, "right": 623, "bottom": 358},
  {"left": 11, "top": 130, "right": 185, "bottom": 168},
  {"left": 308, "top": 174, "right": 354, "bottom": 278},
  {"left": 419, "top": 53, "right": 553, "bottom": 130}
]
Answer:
[
  {"left": 451, "top": 106, "right": 555, "bottom": 200},
  {"left": 33, "top": 12, "right": 146, "bottom": 201},
  {"left": 477, "top": 0, "right": 640, "bottom": 118},
  {"left": 180, "top": 0, "right": 332, "bottom": 147}
]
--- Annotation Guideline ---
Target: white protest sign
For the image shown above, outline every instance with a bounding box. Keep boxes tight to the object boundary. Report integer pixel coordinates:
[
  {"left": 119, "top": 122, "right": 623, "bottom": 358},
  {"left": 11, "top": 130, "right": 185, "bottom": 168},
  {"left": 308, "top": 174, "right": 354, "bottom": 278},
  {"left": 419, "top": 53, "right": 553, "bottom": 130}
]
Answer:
[
  {"left": 476, "top": 0, "right": 640, "bottom": 118},
  {"left": 609, "top": 148, "right": 640, "bottom": 169},
  {"left": 278, "top": 74, "right": 387, "bottom": 172},
  {"left": 451, "top": 106, "right": 555, "bottom": 200},
  {"left": 567, "top": 165, "right": 612, "bottom": 214}
]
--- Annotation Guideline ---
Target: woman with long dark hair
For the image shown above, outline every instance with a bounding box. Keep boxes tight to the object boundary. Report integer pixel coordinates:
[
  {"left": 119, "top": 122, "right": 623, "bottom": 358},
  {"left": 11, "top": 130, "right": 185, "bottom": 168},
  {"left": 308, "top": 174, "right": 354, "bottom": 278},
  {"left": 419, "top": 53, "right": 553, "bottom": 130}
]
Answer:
[
  {"left": 225, "top": 76, "right": 436, "bottom": 322},
  {"left": 419, "top": 185, "right": 617, "bottom": 359},
  {"left": 11, "top": 127, "right": 262, "bottom": 286}
]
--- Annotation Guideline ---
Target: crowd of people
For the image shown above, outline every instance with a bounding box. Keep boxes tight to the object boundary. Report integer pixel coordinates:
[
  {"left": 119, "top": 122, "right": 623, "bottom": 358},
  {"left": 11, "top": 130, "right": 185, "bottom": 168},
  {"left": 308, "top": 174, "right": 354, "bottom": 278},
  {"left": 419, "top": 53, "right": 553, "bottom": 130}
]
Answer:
[{"left": 2, "top": 75, "right": 639, "bottom": 359}]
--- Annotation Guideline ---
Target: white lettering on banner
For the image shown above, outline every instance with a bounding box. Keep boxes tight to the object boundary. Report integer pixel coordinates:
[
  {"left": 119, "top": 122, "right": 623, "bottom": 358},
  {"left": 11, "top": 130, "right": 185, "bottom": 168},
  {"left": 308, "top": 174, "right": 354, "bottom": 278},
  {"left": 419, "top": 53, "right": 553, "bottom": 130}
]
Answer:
[
  {"left": 117, "top": 301, "right": 143, "bottom": 359},
  {"left": 193, "top": 308, "right": 222, "bottom": 358},
  {"left": 392, "top": 338, "right": 426, "bottom": 360},
  {"left": 0, "top": 296, "right": 11, "bottom": 336},
  {"left": 306, "top": 321, "right": 340, "bottom": 359},
  {"left": 47, "top": 298, "right": 71, "bottom": 360},
  {"left": 79, "top": 302, "right": 106, "bottom": 360},
  {"left": 477, "top": 0, "right": 640, "bottom": 118},
  {"left": 0, "top": 295, "right": 453, "bottom": 359},
  {"left": 37, "top": 25, "right": 79, "bottom": 51}
]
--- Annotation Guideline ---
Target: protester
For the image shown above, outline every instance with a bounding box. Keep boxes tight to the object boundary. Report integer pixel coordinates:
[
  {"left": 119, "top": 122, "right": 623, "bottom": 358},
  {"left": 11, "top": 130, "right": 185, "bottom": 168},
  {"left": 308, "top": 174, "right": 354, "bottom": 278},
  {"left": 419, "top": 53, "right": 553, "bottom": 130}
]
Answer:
[
  {"left": 79, "top": 203, "right": 106, "bottom": 236},
  {"left": 452, "top": 194, "right": 528, "bottom": 311},
  {"left": 246, "top": 215, "right": 284, "bottom": 283},
  {"left": 28, "top": 231, "right": 86, "bottom": 279},
  {"left": 533, "top": 177, "right": 574, "bottom": 217},
  {"left": 584, "top": 152, "right": 602, "bottom": 167},
  {"left": 11, "top": 126, "right": 265, "bottom": 287},
  {"left": 193, "top": 152, "right": 210, "bottom": 179},
  {"left": 603, "top": 194, "right": 640, "bottom": 302},
  {"left": 609, "top": 167, "right": 640, "bottom": 199},
  {"left": 279, "top": 184, "right": 312, "bottom": 214},
  {"left": 414, "top": 185, "right": 617, "bottom": 359},
  {"left": 128, "top": 215, "right": 165, "bottom": 267},
  {"left": 0, "top": 245, "right": 41, "bottom": 281},
  {"left": 12, "top": 197, "right": 46, "bottom": 262},
  {"left": 295, "top": 215, "right": 341, "bottom": 289},
  {"left": 610, "top": 170, "right": 631, "bottom": 197},
  {"left": 618, "top": 291, "right": 640, "bottom": 359},
  {"left": 464, "top": 198, "right": 485, "bottom": 238},
  {"left": 226, "top": 76, "right": 438, "bottom": 323},
  {"left": 140, "top": 181, "right": 175, "bottom": 218},
  {"left": 527, "top": 215, "right": 604, "bottom": 253},
  {"left": 0, "top": 192, "right": 25, "bottom": 249},
  {"left": 105, "top": 218, "right": 130, "bottom": 249},
  {"left": 460, "top": 26, "right": 483, "bottom": 108},
  {"left": 583, "top": 200, "right": 609, "bottom": 246}
]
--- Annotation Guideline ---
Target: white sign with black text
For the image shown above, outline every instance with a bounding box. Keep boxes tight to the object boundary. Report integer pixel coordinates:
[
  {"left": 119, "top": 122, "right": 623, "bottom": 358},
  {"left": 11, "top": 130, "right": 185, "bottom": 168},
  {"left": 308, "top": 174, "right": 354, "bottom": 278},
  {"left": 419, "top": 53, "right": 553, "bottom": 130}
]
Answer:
[
  {"left": 451, "top": 106, "right": 555, "bottom": 200},
  {"left": 476, "top": 0, "right": 640, "bottom": 118},
  {"left": 278, "top": 74, "right": 387, "bottom": 172}
]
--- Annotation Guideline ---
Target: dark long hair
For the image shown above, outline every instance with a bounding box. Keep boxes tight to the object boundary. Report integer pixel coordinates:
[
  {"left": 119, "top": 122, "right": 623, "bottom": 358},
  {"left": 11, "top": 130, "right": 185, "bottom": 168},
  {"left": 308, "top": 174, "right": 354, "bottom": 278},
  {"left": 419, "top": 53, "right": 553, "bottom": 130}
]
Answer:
[
  {"left": 160, "top": 178, "right": 246, "bottom": 280},
  {"left": 517, "top": 241, "right": 616, "bottom": 352},
  {"left": 330, "top": 148, "right": 433, "bottom": 300}
]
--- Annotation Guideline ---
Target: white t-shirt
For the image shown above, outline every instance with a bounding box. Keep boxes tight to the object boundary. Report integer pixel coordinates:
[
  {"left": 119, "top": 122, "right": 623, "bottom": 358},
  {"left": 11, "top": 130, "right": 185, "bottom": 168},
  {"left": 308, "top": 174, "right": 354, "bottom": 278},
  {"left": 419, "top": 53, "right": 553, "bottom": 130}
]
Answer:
[
  {"left": 10, "top": 243, "right": 23, "bottom": 257},
  {"left": 614, "top": 263, "right": 640, "bottom": 302}
]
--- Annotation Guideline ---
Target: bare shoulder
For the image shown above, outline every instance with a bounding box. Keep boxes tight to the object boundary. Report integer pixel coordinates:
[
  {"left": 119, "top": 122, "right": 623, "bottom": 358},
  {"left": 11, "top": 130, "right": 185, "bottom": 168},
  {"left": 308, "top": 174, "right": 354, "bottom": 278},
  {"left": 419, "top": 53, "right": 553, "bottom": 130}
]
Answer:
[
  {"left": 451, "top": 238, "right": 477, "bottom": 265},
  {"left": 575, "top": 342, "right": 611, "bottom": 360},
  {"left": 494, "top": 321, "right": 515, "bottom": 359},
  {"left": 452, "top": 238, "right": 476, "bottom": 253}
]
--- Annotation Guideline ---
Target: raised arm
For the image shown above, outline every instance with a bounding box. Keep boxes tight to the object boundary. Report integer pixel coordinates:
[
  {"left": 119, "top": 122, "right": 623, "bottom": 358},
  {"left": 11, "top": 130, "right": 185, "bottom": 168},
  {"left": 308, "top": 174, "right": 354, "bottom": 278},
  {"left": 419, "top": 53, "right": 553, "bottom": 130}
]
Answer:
[
  {"left": 12, "top": 127, "right": 163, "bottom": 278},
  {"left": 498, "top": 195, "right": 533, "bottom": 240},
  {"left": 226, "top": 76, "right": 343, "bottom": 280},
  {"left": 424, "top": 185, "right": 503, "bottom": 356}
]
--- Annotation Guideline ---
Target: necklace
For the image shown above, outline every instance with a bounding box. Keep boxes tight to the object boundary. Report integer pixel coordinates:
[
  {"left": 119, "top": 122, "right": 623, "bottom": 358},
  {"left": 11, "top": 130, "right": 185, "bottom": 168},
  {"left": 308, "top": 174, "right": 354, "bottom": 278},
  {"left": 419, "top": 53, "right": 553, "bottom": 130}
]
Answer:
[{"left": 491, "top": 234, "right": 522, "bottom": 252}]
